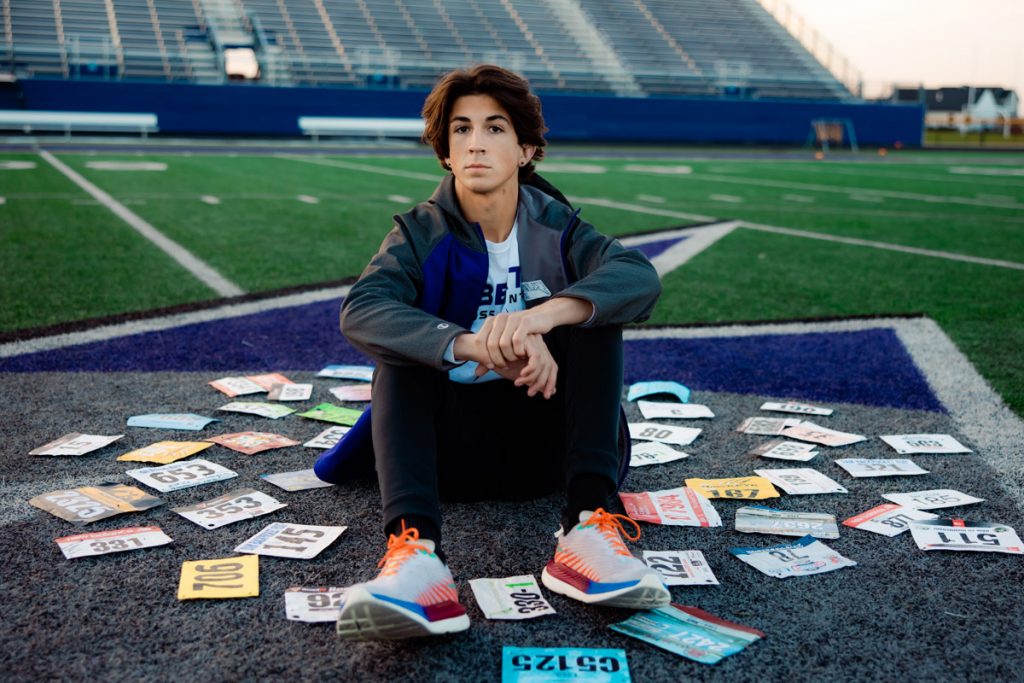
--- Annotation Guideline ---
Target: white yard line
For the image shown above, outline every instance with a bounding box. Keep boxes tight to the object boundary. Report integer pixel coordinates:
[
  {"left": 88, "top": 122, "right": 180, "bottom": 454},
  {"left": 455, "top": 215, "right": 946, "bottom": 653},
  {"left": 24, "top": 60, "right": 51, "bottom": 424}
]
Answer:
[
  {"left": 570, "top": 196, "right": 717, "bottom": 223},
  {"left": 582, "top": 193, "right": 1024, "bottom": 270},
  {"left": 736, "top": 163, "right": 1024, "bottom": 188},
  {"left": 893, "top": 317, "right": 1024, "bottom": 506},
  {"left": 693, "top": 171, "right": 1023, "bottom": 210},
  {"left": 279, "top": 154, "right": 442, "bottom": 182},
  {"left": 721, "top": 205, "right": 1024, "bottom": 224},
  {"left": 0, "top": 285, "right": 350, "bottom": 359},
  {"left": 741, "top": 220, "right": 1024, "bottom": 271},
  {"left": 39, "top": 150, "right": 244, "bottom": 297}
]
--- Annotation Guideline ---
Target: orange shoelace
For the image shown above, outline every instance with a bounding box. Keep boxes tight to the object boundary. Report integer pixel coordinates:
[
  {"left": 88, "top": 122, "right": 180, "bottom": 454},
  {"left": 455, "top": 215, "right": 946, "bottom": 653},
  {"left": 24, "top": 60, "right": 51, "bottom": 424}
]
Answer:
[
  {"left": 378, "top": 521, "right": 430, "bottom": 577},
  {"left": 583, "top": 508, "right": 641, "bottom": 557}
]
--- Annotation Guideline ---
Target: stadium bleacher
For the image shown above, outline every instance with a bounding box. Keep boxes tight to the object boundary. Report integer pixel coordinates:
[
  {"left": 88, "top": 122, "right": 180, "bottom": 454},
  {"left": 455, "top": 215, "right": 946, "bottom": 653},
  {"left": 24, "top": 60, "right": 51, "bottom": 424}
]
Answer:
[{"left": 0, "top": 0, "right": 854, "bottom": 100}]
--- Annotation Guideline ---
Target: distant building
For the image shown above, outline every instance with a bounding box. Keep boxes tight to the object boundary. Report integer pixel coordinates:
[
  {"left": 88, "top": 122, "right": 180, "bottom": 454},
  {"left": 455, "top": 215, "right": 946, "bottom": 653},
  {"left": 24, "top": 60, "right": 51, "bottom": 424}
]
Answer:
[{"left": 892, "top": 86, "right": 1019, "bottom": 130}]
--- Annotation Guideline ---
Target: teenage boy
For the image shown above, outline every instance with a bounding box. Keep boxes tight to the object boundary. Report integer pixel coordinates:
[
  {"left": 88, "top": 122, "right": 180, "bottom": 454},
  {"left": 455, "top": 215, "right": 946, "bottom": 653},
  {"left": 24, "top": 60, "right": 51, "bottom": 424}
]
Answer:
[{"left": 322, "top": 64, "right": 668, "bottom": 640}]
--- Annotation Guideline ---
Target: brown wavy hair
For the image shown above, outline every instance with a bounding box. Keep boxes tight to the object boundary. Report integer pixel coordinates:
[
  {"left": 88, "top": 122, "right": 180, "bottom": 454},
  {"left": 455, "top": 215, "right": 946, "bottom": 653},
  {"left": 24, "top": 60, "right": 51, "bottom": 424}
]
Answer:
[{"left": 421, "top": 64, "right": 548, "bottom": 181}]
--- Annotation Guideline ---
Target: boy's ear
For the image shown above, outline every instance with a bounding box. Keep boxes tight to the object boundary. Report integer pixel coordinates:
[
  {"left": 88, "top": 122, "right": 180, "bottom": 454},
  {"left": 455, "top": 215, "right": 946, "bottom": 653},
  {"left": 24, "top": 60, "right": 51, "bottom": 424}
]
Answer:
[{"left": 521, "top": 144, "right": 537, "bottom": 165}]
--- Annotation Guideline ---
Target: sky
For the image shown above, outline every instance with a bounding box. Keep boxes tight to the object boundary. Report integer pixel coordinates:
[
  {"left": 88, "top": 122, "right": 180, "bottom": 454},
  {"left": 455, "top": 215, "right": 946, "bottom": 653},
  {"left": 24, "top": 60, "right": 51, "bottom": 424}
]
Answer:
[{"left": 778, "top": 0, "right": 1023, "bottom": 99}]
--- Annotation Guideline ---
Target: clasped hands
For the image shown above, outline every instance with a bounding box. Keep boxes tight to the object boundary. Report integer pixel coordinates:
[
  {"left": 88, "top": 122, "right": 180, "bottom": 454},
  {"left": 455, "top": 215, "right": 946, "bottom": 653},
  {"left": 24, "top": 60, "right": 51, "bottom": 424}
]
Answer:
[{"left": 453, "top": 309, "right": 558, "bottom": 399}]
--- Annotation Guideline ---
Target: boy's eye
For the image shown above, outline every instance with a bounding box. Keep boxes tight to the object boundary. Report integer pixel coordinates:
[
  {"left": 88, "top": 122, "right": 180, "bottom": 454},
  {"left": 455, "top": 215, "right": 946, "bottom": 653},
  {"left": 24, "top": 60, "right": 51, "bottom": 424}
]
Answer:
[{"left": 489, "top": 125, "right": 504, "bottom": 133}]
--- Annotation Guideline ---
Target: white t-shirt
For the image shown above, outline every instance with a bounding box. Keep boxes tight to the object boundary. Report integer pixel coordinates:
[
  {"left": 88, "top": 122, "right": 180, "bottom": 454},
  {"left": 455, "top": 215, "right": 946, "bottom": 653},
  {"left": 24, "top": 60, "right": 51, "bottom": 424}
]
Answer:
[{"left": 448, "top": 220, "right": 525, "bottom": 384}]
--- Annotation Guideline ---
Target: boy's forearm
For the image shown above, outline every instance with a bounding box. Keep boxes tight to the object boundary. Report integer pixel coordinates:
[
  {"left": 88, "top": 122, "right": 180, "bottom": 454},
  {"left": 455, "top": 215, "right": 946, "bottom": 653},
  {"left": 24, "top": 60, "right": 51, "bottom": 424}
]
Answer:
[{"left": 536, "top": 296, "right": 593, "bottom": 329}]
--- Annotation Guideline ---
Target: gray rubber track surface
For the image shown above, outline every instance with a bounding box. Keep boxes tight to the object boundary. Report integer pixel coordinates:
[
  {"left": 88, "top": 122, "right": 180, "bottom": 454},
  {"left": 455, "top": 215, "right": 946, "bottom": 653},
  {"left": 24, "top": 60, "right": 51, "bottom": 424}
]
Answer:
[{"left": 1, "top": 370, "right": 1022, "bottom": 682}]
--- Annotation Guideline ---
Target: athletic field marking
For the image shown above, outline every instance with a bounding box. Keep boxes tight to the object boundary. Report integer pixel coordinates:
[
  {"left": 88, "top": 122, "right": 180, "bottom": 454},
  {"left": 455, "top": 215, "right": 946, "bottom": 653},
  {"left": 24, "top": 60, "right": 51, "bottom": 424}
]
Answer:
[
  {"left": 583, "top": 195, "right": 1024, "bottom": 270},
  {"left": 387, "top": 194, "right": 412, "bottom": 203},
  {"left": 85, "top": 161, "right": 167, "bottom": 171},
  {"left": 736, "top": 162, "right": 1024, "bottom": 188},
  {"left": 2, "top": 296, "right": 1017, "bottom": 505},
  {"left": 949, "top": 166, "right": 1024, "bottom": 177},
  {"left": 624, "top": 164, "right": 692, "bottom": 175},
  {"left": 741, "top": 220, "right": 1024, "bottom": 271},
  {"left": 200, "top": 195, "right": 221, "bottom": 205},
  {"left": 0, "top": 286, "right": 350, "bottom": 359},
  {"left": 570, "top": 196, "right": 716, "bottom": 223},
  {"left": 849, "top": 194, "right": 883, "bottom": 203},
  {"left": 713, "top": 204, "right": 1023, "bottom": 225},
  {"left": 644, "top": 222, "right": 738, "bottom": 276},
  {"left": 279, "top": 155, "right": 442, "bottom": 182},
  {"left": 0, "top": 161, "right": 35, "bottom": 170},
  {"left": 693, "top": 171, "right": 1023, "bottom": 210},
  {"left": 636, "top": 194, "right": 665, "bottom": 204},
  {"left": 710, "top": 194, "right": 743, "bottom": 203},
  {"left": 628, "top": 317, "right": 1024, "bottom": 506},
  {"left": 297, "top": 195, "right": 320, "bottom": 204},
  {"left": 39, "top": 150, "right": 245, "bottom": 298},
  {"left": 782, "top": 194, "right": 814, "bottom": 203},
  {"left": 0, "top": 192, "right": 83, "bottom": 199},
  {"left": 539, "top": 163, "right": 606, "bottom": 174},
  {"left": 0, "top": 196, "right": 5, "bottom": 205}
]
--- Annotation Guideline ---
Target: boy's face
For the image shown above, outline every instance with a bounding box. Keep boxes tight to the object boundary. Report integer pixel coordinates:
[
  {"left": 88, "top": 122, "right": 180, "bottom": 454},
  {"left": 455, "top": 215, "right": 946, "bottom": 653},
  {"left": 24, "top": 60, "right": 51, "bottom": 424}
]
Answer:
[{"left": 445, "top": 94, "right": 535, "bottom": 196}]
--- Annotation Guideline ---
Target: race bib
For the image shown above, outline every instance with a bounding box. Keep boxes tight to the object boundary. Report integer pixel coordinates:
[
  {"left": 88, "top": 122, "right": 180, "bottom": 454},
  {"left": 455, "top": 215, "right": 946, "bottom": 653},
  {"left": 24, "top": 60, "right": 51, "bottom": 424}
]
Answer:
[
  {"left": 235, "top": 523, "right": 347, "bottom": 559},
  {"left": 734, "top": 506, "right": 840, "bottom": 539},
  {"left": 730, "top": 535, "right": 856, "bottom": 579},
  {"left": 641, "top": 550, "right": 719, "bottom": 586},
  {"left": 469, "top": 575, "right": 555, "bottom": 620},
  {"left": 619, "top": 487, "right": 722, "bottom": 527},
  {"left": 178, "top": 555, "right": 259, "bottom": 600},
  {"left": 754, "top": 468, "right": 847, "bottom": 495},
  {"left": 842, "top": 504, "right": 938, "bottom": 537},
  {"left": 284, "top": 586, "right": 348, "bottom": 622},
  {"left": 173, "top": 488, "right": 286, "bottom": 529},
  {"left": 55, "top": 526, "right": 172, "bottom": 559},
  {"left": 126, "top": 459, "right": 237, "bottom": 493},
  {"left": 685, "top": 477, "right": 780, "bottom": 500},
  {"left": 910, "top": 519, "right": 1023, "bottom": 554}
]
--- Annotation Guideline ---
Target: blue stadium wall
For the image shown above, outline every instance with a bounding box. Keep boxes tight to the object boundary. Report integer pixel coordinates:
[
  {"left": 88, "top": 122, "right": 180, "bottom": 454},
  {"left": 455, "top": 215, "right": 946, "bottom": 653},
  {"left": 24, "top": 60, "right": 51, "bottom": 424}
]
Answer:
[{"left": 6, "top": 79, "right": 924, "bottom": 146}]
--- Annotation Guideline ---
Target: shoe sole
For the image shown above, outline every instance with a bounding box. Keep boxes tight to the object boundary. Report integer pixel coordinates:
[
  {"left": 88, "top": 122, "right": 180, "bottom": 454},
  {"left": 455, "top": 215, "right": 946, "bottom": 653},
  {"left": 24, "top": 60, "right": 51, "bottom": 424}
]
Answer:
[
  {"left": 541, "top": 564, "right": 670, "bottom": 609},
  {"left": 336, "top": 586, "right": 470, "bottom": 641}
]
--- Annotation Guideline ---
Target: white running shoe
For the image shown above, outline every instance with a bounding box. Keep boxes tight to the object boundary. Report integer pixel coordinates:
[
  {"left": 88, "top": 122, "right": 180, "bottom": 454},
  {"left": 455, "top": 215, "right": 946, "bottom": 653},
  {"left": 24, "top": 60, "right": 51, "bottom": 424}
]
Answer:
[
  {"left": 337, "top": 523, "right": 469, "bottom": 640},
  {"left": 542, "top": 508, "right": 671, "bottom": 609}
]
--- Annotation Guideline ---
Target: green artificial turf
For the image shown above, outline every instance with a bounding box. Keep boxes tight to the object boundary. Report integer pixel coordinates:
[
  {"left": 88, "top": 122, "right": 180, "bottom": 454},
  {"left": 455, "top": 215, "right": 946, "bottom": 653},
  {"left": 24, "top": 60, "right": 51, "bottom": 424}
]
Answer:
[
  {"left": 2, "top": 148, "right": 1021, "bottom": 416},
  {"left": 651, "top": 228, "right": 1024, "bottom": 415},
  {"left": 0, "top": 154, "right": 215, "bottom": 329},
  {"left": 59, "top": 154, "right": 437, "bottom": 291}
]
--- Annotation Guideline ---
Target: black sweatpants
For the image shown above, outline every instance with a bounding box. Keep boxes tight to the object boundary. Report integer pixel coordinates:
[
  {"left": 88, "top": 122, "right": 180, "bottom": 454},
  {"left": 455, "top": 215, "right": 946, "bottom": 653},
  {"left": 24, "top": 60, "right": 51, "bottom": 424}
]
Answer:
[{"left": 370, "top": 324, "right": 626, "bottom": 549}]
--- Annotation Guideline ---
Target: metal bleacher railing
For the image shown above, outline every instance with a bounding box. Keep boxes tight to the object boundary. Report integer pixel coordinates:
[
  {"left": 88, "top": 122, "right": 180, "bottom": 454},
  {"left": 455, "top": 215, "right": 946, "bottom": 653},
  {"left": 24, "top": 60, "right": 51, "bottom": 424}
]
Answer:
[{"left": 0, "top": 0, "right": 855, "bottom": 101}]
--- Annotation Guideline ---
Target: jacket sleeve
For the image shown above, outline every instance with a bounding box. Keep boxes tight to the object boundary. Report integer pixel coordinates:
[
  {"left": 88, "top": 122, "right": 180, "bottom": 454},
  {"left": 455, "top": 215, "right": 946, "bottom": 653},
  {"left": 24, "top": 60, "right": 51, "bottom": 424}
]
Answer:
[
  {"left": 340, "top": 223, "right": 467, "bottom": 369},
  {"left": 556, "top": 221, "right": 662, "bottom": 326}
]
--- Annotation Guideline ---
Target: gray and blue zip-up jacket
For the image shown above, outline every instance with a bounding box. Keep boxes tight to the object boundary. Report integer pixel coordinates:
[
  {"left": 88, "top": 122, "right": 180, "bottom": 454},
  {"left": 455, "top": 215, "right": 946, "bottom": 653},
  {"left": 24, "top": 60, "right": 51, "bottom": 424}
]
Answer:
[
  {"left": 340, "top": 173, "right": 661, "bottom": 368},
  {"left": 313, "top": 173, "right": 660, "bottom": 484}
]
